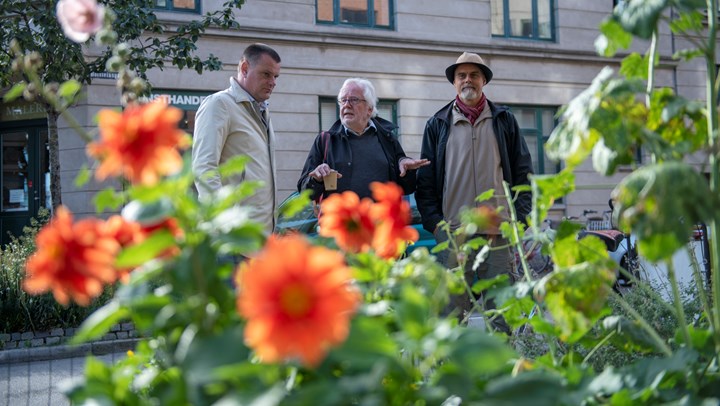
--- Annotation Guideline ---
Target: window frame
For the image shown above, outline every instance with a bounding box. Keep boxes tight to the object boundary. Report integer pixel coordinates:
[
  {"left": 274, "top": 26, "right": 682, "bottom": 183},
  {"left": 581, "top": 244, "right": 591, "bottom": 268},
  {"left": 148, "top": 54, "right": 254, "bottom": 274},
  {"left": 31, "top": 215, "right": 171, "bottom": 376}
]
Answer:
[
  {"left": 153, "top": 0, "right": 200, "bottom": 14},
  {"left": 506, "top": 105, "right": 560, "bottom": 175},
  {"left": 318, "top": 97, "right": 399, "bottom": 138},
  {"left": 316, "top": 0, "right": 395, "bottom": 30},
  {"left": 492, "top": 0, "right": 555, "bottom": 41}
]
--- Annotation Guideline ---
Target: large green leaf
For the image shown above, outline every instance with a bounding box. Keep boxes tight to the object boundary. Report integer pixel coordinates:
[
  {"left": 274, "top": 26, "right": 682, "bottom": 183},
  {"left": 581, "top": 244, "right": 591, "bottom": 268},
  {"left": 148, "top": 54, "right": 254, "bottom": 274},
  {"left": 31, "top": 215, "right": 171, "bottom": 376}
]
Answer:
[
  {"left": 614, "top": 0, "right": 668, "bottom": 40},
  {"left": 602, "top": 315, "right": 664, "bottom": 353},
  {"left": 546, "top": 68, "right": 646, "bottom": 173},
  {"left": 483, "top": 370, "right": 567, "bottom": 405},
  {"left": 612, "top": 162, "right": 719, "bottom": 261},
  {"left": 596, "top": 18, "right": 633, "bottom": 57},
  {"left": 537, "top": 235, "right": 616, "bottom": 343},
  {"left": 330, "top": 316, "right": 399, "bottom": 368},
  {"left": 445, "top": 330, "right": 516, "bottom": 376},
  {"left": 395, "top": 284, "right": 431, "bottom": 340},
  {"left": 115, "top": 230, "right": 177, "bottom": 268}
]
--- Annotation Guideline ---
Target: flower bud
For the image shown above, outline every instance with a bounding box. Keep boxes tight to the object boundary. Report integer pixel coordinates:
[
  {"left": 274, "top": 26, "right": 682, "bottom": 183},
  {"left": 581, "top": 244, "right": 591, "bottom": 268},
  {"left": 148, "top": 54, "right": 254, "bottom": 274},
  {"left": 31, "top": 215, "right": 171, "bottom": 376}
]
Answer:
[
  {"left": 97, "top": 28, "right": 117, "bottom": 46},
  {"left": 114, "top": 43, "right": 131, "bottom": 59},
  {"left": 24, "top": 52, "right": 43, "bottom": 70},
  {"left": 23, "top": 82, "right": 37, "bottom": 101},
  {"left": 129, "top": 77, "right": 146, "bottom": 95},
  {"left": 106, "top": 55, "right": 124, "bottom": 72}
]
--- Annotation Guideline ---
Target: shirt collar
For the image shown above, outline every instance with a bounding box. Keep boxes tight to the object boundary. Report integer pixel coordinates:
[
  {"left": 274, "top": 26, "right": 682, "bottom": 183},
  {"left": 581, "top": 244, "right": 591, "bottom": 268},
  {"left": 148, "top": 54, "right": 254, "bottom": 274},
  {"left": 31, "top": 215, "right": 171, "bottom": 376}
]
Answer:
[{"left": 343, "top": 119, "right": 377, "bottom": 136}]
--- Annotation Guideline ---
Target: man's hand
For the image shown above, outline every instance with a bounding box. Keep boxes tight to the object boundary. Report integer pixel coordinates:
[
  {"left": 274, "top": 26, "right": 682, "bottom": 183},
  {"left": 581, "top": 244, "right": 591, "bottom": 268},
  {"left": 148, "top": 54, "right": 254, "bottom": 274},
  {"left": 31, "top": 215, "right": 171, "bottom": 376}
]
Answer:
[
  {"left": 310, "top": 163, "right": 342, "bottom": 182},
  {"left": 399, "top": 157, "right": 431, "bottom": 177}
]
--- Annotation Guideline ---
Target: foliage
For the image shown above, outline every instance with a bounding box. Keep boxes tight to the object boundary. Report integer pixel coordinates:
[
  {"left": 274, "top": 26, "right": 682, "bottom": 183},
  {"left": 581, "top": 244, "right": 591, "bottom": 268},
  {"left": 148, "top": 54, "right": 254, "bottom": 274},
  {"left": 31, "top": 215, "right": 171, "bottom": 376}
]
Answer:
[
  {"left": 0, "top": 210, "right": 114, "bottom": 334},
  {"left": 1, "top": 0, "right": 246, "bottom": 209},
  {"left": 7, "top": 0, "right": 720, "bottom": 404}
]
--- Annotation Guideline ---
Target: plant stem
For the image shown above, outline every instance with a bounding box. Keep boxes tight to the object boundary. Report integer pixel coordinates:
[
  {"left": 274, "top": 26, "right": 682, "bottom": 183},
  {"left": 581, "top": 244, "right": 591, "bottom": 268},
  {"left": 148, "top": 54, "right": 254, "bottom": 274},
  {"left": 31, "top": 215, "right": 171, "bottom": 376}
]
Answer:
[
  {"left": 666, "top": 261, "right": 691, "bottom": 345},
  {"left": 582, "top": 330, "right": 616, "bottom": 366},
  {"left": 610, "top": 290, "right": 672, "bottom": 357},
  {"left": 705, "top": 0, "right": 720, "bottom": 359},
  {"left": 686, "top": 244, "right": 714, "bottom": 333},
  {"left": 503, "top": 182, "right": 534, "bottom": 282}
]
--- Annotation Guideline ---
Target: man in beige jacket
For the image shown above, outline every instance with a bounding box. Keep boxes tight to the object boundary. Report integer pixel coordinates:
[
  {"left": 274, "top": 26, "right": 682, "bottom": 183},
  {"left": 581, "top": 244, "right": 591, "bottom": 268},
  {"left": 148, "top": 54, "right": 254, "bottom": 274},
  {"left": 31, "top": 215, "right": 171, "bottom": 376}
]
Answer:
[{"left": 192, "top": 43, "right": 281, "bottom": 235}]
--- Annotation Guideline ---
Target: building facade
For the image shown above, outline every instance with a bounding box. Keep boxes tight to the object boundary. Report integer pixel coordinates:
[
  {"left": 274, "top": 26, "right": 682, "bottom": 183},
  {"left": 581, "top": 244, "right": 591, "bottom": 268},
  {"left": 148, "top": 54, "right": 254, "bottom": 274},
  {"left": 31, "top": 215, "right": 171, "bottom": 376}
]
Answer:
[{"left": 0, "top": 0, "right": 711, "bottom": 244}]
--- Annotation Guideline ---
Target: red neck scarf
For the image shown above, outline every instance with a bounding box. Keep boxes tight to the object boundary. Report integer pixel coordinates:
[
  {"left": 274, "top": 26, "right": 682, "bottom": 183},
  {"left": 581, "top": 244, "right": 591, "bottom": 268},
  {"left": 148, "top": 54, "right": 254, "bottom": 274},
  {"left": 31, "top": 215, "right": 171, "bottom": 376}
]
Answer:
[{"left": 455, "top": 93, "right": 487, "bottom": 125}]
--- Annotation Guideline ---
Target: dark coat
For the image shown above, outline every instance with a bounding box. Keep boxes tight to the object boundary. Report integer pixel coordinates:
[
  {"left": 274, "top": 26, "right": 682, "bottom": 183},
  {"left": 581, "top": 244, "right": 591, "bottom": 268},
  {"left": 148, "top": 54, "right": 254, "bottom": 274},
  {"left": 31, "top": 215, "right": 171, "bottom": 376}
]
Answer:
[
  {"left": 415, "top": 99, "right": 534, "bottom": 233},
  {"left": 297, "top": 116, "right": 415, "bottom": 201}
]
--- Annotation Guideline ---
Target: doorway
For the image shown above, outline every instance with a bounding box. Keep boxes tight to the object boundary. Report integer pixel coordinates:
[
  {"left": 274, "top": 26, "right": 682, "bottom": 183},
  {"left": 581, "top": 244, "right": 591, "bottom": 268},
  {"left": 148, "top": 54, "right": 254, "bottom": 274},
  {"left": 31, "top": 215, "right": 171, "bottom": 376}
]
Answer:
[{"left": 1, "top": 121, "right": 50, "bottom": 247}]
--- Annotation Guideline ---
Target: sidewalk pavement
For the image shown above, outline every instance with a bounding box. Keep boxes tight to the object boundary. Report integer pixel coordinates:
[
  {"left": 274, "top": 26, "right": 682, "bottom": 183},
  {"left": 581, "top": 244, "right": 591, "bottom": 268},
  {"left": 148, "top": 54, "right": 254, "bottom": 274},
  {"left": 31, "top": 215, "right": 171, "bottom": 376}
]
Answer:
[
  {"left": 0, "top": 338, "right": 138, "bottom": 365},
  {"left": 0, "top": 339, "right": 138, "bottom": 406}
]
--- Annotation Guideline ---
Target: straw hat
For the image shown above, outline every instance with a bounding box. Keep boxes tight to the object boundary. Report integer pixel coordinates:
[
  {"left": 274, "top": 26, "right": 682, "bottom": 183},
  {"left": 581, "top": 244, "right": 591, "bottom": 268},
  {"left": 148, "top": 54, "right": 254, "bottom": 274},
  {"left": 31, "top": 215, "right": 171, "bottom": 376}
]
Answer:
[{"left": 445, "top": 52, "right": 493, "bottom": 84}]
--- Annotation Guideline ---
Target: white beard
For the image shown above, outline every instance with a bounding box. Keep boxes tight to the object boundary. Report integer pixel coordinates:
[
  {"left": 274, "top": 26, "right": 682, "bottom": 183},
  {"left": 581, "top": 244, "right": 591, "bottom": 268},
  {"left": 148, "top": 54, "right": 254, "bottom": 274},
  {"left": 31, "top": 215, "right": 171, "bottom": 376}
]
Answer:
[{"left": 461, "top": 87, "right": 478, "bottom": 101}]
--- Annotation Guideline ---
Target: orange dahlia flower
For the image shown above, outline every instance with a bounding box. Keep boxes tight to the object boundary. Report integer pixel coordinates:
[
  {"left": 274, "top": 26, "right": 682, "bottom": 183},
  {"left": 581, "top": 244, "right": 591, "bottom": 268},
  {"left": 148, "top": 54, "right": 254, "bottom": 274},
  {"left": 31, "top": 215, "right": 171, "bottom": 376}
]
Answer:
[
  {"left": 369, "top": 182, "right": 419, "bottom": 259},
  {"left": 318, "top": 191, "right": 375, "bottom": 253},
  {"left": 88, "top": 100, "right": 190, "bottom": 186},
  {"left": 23, "top": 206, "right": 121, "bottom": 306},
  {"left": 236, "top": 234, "right": 361, "bottom": 367}
]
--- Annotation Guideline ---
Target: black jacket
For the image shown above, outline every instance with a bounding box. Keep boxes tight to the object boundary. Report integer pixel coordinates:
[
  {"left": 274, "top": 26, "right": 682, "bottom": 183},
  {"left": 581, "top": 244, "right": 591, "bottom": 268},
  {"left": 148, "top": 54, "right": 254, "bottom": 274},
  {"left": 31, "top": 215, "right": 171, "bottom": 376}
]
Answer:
[
  {"left": 416, "top": 99, "right": 533, "bottom": 233},
  {"left": 297, "top": 116, "right": 415, "bottom": 200}
]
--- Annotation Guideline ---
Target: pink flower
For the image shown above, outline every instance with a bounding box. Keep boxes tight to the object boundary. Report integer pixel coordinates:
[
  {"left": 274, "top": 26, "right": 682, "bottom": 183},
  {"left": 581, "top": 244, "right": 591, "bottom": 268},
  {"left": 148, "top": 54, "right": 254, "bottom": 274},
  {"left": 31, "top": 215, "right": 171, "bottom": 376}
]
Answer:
[{"left": 56, "top": 0, "right": 105, "bottom": 43}]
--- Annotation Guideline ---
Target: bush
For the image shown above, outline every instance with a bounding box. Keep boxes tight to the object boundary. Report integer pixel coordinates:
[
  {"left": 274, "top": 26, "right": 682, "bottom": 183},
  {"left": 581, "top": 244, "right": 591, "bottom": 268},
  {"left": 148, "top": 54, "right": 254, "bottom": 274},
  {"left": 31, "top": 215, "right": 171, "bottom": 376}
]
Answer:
[
  {"left": 511, "top": 278, "right": 707, "bottom": 371},
  {"left": 0, "top": 209, "right": 114, "bottom": 334}
]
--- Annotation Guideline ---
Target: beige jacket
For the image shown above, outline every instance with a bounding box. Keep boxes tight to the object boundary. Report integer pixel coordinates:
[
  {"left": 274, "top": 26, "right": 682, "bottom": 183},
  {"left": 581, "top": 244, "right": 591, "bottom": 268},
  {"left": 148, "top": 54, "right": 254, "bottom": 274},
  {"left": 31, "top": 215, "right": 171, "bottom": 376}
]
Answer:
[{"left": 191, "top": 77, "right": 277, "bottom": 234}]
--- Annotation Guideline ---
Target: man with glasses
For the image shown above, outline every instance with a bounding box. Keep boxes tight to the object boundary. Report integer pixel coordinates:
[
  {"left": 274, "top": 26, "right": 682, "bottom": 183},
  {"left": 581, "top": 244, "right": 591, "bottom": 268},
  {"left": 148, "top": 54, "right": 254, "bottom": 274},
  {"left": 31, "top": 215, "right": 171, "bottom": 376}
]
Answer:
[
  {"left": 416, "top": 52, "right": 533, "bottom": 333},
  {"left": 298, "top": 77, "right": 428, "bottom": 200}
]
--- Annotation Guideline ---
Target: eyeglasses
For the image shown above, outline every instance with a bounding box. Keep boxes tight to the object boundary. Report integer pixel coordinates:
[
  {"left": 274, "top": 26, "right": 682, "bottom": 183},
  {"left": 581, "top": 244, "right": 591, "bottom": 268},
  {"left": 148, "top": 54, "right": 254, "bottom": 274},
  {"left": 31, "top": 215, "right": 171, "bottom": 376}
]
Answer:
[{"left": 337, "top": 97, "right": 366, "bottom": 106}]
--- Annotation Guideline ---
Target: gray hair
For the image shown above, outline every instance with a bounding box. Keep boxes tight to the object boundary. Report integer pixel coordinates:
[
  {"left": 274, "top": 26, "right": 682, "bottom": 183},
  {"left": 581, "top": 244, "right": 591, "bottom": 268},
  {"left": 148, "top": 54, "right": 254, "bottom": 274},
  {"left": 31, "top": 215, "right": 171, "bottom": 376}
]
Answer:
[{"left": 339, "top": 78, "right": 378, "bottom": 117}]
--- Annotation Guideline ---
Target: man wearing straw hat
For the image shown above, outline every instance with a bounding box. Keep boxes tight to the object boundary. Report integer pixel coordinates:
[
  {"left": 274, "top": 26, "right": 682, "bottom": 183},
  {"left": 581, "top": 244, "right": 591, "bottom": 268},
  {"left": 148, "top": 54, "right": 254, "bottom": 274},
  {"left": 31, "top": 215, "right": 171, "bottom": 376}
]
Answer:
[{"left": 416, "top": 52, "right": 534, "bottom": 333}]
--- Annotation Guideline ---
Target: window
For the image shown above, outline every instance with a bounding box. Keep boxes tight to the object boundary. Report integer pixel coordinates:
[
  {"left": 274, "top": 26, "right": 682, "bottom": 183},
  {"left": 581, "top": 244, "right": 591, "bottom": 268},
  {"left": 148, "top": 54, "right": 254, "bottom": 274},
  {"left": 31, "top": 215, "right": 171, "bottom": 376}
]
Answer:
[
  {"left": 154, "top": 0, "right": 199, "bottom": 13},
  {"left": 491, "top": 0, "right": 554, "bottom": 40},
  {"left": 508, "top": 105, "right": 559, "bottom": 175},
  {"left": 319, "top": 97, "right": 398, "bottom": 137},
  {"left": 317, "top": 0, "right": 393, "bottom": 29}
]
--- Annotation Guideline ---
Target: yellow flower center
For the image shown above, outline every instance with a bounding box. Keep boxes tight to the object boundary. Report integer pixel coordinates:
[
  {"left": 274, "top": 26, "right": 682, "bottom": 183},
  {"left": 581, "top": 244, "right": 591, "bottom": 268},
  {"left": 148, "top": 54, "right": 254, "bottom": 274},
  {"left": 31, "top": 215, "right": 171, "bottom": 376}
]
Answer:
[{"left": 280, "top": 283, "right": 313, "bottom": 318}]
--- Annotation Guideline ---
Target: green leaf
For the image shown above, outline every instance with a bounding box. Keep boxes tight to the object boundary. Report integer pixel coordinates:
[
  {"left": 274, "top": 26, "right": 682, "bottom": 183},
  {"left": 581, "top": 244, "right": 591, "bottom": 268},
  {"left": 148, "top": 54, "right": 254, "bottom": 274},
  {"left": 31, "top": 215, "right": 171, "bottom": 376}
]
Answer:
[
  {"left": 612, "top": 162, "right": 719, "bottom": 261},
  {"left": 484, "top": 370, "right": 567, "bottom": 404},
  {"left": 395, "top": 284, "right": 430, "bottom": 339},
  {"left": 474, "top": 188, "right": 495, "bottom": 203},
  {"left": 446, "top": 330, "right": 516, "bottom": 376},
  {"left": 619, "top": 53, "right": 648, "bottom": 80},
  {"left": 115, "top": 230, "right": 177, "bottom": 268},
  {"left": 70, "top": 301, "right": 130, "bottom": 344},
  {"left": 93, "top": 187, "right": 126, "bottom": 213},
  {"left": 331, "top": 317, "right": 398, "bottom": 368},
  {"left": 179, "top": 325, "right": 251, "bottom": 387},
  {"left": 536, "top": 257, "right": 615, "bottom": 342},
  {"left": 596, "top": 18, "right": 633, "bottom": 57},
  {"left": 58, "top": 79, "right": 82, "bottom": 99},
  {"left": 121, "top": 198, "right": 174, "bottom": 225},
  {"left": 218, "top": 155, "right": 250, "bottom": 178},
  {"left": 529, "top": 170, "right": 575, "bottom": 227},
  {"left": 3, "top": 82, "right": 26, "bottom": 102},
  {"left": 602, "top": 315, "right": 663, "bottom": 353},
  {"left": 614, "top": 0, "right": 668, "bottom": 40},
  {"left": 278, "top": 189, "right": 313, "bottom": 219},
  {"left": 74, "top": 165, "right": 91, "bottom": 188}
]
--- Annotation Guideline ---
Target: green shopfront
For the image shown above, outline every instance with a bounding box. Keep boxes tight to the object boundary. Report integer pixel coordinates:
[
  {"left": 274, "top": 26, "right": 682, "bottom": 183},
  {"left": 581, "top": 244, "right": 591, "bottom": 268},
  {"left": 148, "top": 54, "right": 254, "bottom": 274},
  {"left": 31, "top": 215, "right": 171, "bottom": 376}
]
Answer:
[
  {"left": 0, "top": 99, "right": 50, "bottom": 247},
  {"left": 0, "top": 89, "right": 210, "bottom": 247}
]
